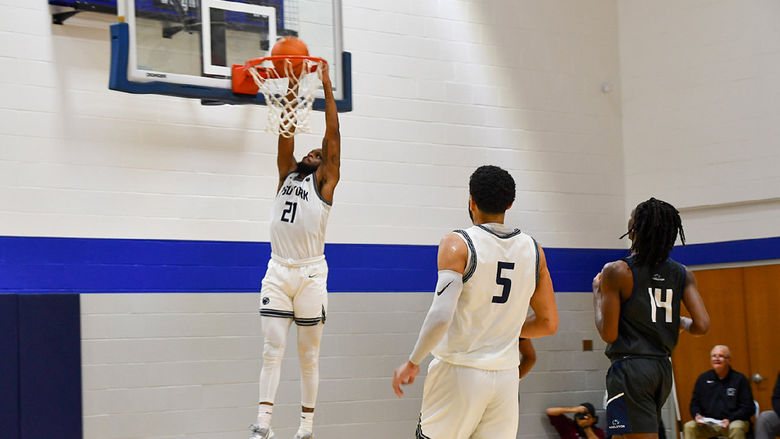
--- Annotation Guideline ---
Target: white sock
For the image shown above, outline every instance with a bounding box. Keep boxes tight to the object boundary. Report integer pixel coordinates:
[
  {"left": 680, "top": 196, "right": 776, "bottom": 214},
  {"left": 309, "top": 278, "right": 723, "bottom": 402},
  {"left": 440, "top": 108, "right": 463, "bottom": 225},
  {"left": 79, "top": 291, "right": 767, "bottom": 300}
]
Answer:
[
  {"left": 257, "top": 404, "right": 273, "bottom": 428},
  {"left": 298, "top": 411, "right": 314, "bottom": 433}
]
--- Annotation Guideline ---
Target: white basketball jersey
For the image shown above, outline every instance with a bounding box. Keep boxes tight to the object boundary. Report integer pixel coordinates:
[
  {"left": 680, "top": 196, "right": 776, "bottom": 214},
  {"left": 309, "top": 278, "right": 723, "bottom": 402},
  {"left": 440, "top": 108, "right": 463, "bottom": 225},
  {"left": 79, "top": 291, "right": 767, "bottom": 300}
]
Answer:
[
  {"left": 432, "top": 223, "right": 539, "bottom": 371},
  {"left": 269, "top": 172, "right": 331, "bottom": 261}
]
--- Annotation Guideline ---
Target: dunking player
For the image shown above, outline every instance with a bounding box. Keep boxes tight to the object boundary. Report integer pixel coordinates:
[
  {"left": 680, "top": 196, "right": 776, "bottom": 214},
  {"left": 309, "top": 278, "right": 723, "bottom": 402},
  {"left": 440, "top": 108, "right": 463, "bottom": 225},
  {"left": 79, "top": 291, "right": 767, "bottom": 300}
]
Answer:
[
  {"left": 392, "top": 165, "right": 559, "bottom": 439},
  {"left": 250, "top": 63, "right": 340, "bottom": 439},
  {"left": 593, "top": 198, "right": 710, "bottom": 439}
]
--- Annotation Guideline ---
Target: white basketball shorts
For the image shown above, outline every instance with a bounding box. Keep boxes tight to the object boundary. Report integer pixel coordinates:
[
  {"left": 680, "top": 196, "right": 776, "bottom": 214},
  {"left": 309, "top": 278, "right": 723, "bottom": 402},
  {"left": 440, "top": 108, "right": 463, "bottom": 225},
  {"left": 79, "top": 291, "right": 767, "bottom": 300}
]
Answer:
[
  {"left": 417, "top": 359, "right": 519, "bottom": 439},
  {"left": 259, "top": 256, "right": 328, "bottom": 326}
]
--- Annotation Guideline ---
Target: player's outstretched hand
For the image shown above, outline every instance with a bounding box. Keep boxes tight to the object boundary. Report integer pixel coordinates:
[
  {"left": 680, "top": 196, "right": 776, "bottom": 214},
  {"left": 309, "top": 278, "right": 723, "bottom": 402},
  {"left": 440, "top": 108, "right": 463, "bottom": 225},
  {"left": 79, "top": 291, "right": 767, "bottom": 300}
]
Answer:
[
  {"left": 392, "top": 360, "right": 420, "bottom": 398},
  {"left": 319, "top": 61, "right": 331, "bottom": 87},
  {"left": 679, "top": 316, "right": 693, "bottom": 334}
]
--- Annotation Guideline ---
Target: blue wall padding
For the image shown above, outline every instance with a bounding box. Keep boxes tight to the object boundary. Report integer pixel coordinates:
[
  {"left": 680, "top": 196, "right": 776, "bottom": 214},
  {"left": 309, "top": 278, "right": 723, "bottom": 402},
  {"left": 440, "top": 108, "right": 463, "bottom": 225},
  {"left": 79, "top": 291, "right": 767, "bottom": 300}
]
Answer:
[
  {"left": 17, "top": 294, "right": 82, "bottom": 439},
  {"left": 544, "top": 247, "right": 628, "bottom": 292},
  {"left": 0, "top": 236, "right": 270, "bottom": 293},
  {"left": 0, "top": 294, "right": 20, "bottom": 439},
  {"left": 322, "top": 243, "right": 438, "bottom": 292},
  {"left": 671, "top": 236, "right": 780, "bottom": 266},
  {"left": 1, "top": 236, "right": 777, "bottom": 294}
]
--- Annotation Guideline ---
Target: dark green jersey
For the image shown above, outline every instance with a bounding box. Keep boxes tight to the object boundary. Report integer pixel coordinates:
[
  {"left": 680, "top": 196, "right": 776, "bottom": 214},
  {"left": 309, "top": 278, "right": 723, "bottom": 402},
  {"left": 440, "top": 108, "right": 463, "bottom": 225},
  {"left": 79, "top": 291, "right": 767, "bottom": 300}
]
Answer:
[{"left": 605, "top": 256, "right": 687, "bottom": 360}]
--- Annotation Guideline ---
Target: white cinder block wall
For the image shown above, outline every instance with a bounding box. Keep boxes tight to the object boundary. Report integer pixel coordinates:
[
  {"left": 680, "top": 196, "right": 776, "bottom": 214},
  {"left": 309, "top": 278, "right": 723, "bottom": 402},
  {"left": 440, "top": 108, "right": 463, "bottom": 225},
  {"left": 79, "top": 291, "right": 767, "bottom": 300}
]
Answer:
[
  {"left": 618, "top": 0, "right": 780, "bottom": 245},
  {"left": 79, "top": 293, "right": 612, "bottom": 439},
  {"left": 10, "top": 0, "right": 777, "bottom": 439}
]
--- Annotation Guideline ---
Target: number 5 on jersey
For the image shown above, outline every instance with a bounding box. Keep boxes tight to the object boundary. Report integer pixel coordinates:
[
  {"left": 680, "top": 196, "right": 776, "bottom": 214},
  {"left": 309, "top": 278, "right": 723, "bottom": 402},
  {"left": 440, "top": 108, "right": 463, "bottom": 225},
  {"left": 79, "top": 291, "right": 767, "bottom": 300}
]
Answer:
[{"left": 493, "top": 261, "right": 515, "bottom": 304}]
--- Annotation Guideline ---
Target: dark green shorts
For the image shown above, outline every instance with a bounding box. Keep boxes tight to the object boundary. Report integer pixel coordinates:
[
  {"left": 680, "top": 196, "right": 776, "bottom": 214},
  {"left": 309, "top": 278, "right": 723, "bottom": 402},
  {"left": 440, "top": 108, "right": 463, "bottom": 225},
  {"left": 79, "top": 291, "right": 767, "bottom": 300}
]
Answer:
[{"left": 605, "top": 356, "right": 672, "bottom": 437}]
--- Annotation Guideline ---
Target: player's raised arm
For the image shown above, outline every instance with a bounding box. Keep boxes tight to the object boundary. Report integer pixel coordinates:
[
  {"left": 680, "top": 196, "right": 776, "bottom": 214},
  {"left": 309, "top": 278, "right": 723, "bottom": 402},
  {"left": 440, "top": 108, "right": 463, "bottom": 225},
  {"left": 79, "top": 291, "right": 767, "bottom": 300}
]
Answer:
[
  {"left": 316, "top": 62, "right": 340, "bottom": 204},
  {"left": 680, "top": 267, "right": 710, "bottom": 335},
  {"left": 520, "top": 244, "right": 559, "bottom": 338},
  {"left": 593, "top": 261, "right": 630, "bottom": 344},
  {"left": 276, "top": 133, "right": 297, "bottom": 192},
  {"left": 545, "top": 405, "right": 589, "bottom": 416}
]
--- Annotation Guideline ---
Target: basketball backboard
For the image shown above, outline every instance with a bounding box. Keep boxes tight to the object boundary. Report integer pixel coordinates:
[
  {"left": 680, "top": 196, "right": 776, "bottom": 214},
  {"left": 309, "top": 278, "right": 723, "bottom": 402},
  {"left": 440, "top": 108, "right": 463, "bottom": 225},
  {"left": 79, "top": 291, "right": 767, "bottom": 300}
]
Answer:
[{"left": 107, "top": 0, "right": 351, "bottom": 110}]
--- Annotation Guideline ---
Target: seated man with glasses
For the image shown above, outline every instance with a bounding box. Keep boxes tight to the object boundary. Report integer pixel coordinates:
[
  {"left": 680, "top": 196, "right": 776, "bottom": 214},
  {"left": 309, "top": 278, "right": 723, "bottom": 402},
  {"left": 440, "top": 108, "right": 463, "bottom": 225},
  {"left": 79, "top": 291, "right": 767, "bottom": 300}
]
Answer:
[{"left": 684, "top": 345, "right": 755, "bottom": 439}]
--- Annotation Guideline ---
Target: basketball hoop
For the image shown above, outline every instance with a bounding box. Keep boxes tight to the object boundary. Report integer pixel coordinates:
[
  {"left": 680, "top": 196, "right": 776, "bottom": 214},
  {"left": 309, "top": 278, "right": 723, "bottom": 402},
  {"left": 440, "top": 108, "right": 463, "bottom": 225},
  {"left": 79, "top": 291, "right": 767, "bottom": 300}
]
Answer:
[{"left": 232, "top": 56, "right": 327, "bottom": 138}]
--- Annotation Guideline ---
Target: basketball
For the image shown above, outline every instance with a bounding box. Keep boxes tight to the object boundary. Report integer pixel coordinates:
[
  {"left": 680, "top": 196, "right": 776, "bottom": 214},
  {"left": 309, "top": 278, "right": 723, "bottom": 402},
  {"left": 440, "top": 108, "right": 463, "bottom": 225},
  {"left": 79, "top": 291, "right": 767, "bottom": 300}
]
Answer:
[{"left": 271, "top": 36, "right": 309, "bottom": 77}]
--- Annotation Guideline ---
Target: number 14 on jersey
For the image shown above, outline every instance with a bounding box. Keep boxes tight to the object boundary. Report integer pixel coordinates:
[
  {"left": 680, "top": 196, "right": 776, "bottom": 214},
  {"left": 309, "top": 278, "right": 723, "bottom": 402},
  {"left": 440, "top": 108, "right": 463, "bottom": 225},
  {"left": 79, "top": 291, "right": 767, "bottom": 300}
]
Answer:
[{"left": 648, "top": 288, "right": 673, "bottom": 323}]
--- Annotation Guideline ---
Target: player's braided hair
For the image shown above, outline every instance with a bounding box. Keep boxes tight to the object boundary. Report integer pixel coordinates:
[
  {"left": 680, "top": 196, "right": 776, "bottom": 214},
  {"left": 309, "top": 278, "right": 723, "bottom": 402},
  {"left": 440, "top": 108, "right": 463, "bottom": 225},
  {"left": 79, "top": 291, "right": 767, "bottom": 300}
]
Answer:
[
  {"left": 469, "top": 165, "right": 515, "bottom": 214},
  {"left": 629, "top": 197, "right": 685, "bottom": 266}
]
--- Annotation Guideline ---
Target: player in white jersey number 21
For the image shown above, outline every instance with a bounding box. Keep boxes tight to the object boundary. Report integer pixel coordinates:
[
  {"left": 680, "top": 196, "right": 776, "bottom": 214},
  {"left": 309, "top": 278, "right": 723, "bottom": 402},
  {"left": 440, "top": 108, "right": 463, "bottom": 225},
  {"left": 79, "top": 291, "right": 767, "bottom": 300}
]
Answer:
[
  {"left": 250, "top": 62, "right": 340, "bottom": 439},
  {"left": 393, "top": 165, "right": 560, "bottom": 439}
]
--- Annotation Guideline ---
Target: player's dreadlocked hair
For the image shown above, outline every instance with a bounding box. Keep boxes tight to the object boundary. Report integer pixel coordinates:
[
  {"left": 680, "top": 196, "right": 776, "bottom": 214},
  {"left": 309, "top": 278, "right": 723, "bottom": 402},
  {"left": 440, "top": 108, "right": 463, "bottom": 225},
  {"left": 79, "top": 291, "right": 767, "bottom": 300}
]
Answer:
[
  {"left": 627, "top": 197, "right": 685, "bottom": 266},
  {"left": 469, "top": 165, "right": 515, "bottom": 214}
]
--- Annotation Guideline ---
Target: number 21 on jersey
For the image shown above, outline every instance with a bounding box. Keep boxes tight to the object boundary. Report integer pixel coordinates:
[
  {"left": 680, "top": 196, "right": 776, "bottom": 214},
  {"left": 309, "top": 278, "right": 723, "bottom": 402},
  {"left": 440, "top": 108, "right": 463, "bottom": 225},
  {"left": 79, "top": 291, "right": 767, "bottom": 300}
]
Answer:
[
  {"left": 648, "top": 288, "right": 673, "bottom": 323},
  {"left": 281, "top": 201, "right": 298, "bottom": 223}
]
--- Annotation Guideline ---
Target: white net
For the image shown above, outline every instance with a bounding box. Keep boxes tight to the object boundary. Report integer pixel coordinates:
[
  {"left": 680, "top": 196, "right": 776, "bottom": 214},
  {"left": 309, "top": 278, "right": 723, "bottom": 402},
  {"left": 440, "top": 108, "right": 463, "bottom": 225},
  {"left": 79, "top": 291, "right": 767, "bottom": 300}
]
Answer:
[{"left": 247, "top": 58, "right": 324, "bottom": 138}]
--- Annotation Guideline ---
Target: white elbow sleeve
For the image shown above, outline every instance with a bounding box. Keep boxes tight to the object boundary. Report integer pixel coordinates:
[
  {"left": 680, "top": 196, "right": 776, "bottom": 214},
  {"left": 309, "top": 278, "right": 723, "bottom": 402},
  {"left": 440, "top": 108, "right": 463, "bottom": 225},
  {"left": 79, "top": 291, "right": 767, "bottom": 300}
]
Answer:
[{"left": 409, "top": 270, "right": 463, "bottom": 365}]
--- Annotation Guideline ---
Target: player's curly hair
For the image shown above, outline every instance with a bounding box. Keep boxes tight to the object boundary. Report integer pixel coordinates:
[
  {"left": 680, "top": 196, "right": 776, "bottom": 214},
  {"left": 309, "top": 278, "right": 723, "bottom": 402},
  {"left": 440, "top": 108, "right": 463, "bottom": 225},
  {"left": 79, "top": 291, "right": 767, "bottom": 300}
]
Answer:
[
  {"left": 629, "top": 197, "right": 685, "bottom": 266},
  {"left": 469, "top": 165, "right": 516, "bottom": 214}
]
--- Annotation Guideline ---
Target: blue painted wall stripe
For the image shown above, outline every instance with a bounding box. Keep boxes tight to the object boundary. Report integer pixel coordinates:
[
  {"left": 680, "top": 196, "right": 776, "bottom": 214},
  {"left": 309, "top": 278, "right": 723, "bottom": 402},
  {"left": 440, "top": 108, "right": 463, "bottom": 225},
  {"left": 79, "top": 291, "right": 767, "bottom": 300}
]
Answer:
[
  {"left": 1, "top": 236, "right": 777, "bottom": 294},
  {"left": 670, "top": 236, "right": 780, "bottom": 266}
]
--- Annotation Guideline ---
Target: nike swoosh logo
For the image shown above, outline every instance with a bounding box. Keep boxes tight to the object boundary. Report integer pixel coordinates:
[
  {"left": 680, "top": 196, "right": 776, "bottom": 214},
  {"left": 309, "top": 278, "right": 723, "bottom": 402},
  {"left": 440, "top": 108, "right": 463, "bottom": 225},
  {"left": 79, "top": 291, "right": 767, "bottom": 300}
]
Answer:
[
  {"left": 706, "top": 380, "right": 714, "bottom": 383},
  {"left": 309, "top": 274, "right": 317, "bottom": 278},
  {"left": 437, "top": 280, "right": 453, "bottom": 296}
]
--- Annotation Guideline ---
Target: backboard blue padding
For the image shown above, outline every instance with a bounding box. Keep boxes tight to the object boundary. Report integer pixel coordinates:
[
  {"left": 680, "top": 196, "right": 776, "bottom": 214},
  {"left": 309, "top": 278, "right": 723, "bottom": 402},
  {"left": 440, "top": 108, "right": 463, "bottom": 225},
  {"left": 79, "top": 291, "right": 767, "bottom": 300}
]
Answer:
[
  {"left": 51, "top": 0, "right": 291, "bottom": 32},
  {"left": 109, "top": 22, "right": 353, "bottom": 111}
]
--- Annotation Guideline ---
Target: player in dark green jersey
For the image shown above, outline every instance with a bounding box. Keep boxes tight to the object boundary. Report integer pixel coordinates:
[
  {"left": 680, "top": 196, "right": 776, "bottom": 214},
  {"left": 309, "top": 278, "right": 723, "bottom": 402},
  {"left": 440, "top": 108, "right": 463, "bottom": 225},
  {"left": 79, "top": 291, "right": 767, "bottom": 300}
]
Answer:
[{"left": 593, "top": 198, "right": 710, "bottom": 439}]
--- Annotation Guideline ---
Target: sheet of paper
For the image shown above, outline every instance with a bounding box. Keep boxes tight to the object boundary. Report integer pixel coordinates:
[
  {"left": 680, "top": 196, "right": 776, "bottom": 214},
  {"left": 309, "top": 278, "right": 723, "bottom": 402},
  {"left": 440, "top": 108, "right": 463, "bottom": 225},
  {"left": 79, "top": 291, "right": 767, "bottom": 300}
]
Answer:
[{"left": 697, "top": 417, "right": 727, "bottom": 428}]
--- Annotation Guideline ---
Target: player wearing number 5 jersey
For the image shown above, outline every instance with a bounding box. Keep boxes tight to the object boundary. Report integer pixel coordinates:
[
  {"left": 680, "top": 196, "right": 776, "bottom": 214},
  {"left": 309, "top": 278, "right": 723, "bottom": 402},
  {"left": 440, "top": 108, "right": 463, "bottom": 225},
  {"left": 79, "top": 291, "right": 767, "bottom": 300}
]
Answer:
[
  {"left": 393, "top": 165, "right": 559, "bottom": 439},
  {"left": 593, "top": 198, "right": 710, "bottom": 439},
  {"left": 250, "top": 63, "right": 340, "bottom": 439}
]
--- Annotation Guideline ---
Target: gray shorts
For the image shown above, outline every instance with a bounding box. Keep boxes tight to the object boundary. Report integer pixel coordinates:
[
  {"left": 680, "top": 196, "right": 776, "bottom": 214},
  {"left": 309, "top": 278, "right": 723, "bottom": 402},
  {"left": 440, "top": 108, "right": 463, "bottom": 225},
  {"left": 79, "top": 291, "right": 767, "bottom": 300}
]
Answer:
[{"left": 605, "top": 356, "right": 672, "bottom": 436}]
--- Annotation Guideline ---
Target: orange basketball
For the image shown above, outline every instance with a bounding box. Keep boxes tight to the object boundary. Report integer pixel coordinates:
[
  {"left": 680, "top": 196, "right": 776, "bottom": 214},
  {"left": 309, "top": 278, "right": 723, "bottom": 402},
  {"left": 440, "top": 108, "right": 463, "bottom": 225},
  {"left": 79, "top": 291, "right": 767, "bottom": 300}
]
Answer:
[{"left": 271, "top": 37, "right": 309, "bottom": 77}]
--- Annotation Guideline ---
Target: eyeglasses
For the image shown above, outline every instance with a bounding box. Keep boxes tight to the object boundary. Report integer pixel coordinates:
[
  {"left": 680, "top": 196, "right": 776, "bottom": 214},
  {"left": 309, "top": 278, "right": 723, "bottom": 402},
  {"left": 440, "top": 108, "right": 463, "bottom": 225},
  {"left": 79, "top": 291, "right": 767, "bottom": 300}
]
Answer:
[{"left": 711, "top": 354, "right": 730, "bottom": 359}]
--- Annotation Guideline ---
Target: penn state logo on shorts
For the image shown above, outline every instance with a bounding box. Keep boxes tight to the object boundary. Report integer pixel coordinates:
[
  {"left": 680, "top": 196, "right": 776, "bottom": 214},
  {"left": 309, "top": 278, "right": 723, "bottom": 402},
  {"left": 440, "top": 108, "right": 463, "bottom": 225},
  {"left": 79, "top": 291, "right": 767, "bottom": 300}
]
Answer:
[
  {"left": 262, "top": 297, "right": 270, "bottom": 305},
  {"left": 610, "top": 418, "right": 628, "bottom": 432},
  {"left": 606, "top": 392, "right": 630, "bottom": 435},
  {"left": 727, "top": 387, "right": 736, "bottom": 397}
]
